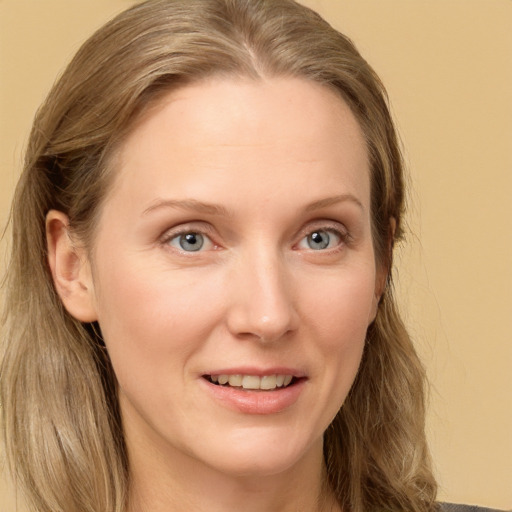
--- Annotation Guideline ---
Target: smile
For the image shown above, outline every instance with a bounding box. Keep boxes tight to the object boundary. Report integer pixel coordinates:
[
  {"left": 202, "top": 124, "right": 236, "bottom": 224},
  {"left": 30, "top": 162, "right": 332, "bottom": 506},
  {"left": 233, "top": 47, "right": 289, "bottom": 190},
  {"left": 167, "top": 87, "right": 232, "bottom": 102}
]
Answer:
[
  {"left": 201, "top": 372, "right": 307, "bottom": 414},
  {"left": 205, "top": 374, "right": 295, "bottom": 390}
]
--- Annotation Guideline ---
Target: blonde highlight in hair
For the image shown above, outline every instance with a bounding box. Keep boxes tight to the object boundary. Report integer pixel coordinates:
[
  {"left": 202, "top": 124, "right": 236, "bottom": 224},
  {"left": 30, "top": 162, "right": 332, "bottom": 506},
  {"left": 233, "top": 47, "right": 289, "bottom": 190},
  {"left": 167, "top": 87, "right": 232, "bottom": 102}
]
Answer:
[{"left": 2, "top": 1, "right": 436, "bottom": 510}]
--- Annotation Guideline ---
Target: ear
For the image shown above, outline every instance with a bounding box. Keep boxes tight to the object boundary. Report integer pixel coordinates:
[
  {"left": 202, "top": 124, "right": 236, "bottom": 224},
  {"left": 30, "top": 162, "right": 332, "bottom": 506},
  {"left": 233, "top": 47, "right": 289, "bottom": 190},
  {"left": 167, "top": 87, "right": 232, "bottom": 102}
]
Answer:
[
  {"left": 46, "top": 210, "right": 98, "bottom": 322},
  {"left": 370, "top": 217, "right": 397, "bottom": 322}
]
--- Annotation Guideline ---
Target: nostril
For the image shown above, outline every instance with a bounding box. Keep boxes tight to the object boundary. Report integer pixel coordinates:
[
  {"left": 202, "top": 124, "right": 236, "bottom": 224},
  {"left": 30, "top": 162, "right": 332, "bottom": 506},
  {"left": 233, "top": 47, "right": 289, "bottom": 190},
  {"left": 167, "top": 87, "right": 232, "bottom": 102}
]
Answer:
[{"left": 224, "top": 269, "right": 299, "bottom": 342}]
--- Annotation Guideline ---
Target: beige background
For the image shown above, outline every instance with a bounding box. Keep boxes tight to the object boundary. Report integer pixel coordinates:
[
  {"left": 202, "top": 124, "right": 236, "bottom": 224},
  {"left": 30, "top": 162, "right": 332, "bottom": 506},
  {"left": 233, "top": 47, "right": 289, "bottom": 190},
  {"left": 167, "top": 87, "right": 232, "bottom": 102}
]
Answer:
[{"left": 1, "top": 0, "right": 510, "bottom": 510}]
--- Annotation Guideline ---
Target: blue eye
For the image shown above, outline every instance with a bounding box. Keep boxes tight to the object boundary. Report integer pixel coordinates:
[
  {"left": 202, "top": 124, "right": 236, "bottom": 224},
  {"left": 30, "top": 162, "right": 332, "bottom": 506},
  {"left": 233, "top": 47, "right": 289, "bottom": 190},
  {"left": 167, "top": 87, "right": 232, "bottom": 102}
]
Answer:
[
  {"left": 169, "top": 232, "right": 206, "bottom": 252},
  {"left": 300, "top": 229, "right": 342, "bottom": 250}
]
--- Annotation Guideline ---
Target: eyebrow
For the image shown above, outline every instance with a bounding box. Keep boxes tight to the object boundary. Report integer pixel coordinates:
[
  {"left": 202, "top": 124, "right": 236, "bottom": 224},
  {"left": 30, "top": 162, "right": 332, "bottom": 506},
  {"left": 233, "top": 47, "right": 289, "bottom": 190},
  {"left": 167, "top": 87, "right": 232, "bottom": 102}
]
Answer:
[
  {"left": 142, "top": 193, "right": 364, "bottom": 217},
  {"left": 142, "top": 198, "right": 231, "bottom": 217},
  {"left": 304, "top": 194, "right": 364, "bottom": 212}
]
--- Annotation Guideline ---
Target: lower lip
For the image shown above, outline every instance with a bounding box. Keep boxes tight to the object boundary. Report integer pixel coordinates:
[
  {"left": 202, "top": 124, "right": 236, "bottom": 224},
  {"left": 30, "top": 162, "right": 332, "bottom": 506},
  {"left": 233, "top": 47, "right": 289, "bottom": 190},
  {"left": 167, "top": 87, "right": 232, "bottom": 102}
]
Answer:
[{"left": 200, "top": 378, "right": 306, "bottom": 415}]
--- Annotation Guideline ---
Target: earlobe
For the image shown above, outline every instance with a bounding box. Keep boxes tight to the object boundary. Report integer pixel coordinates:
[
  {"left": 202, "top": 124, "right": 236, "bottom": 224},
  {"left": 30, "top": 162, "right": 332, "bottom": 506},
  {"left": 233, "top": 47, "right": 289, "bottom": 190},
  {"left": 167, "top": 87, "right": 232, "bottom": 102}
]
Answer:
[{"left": 46, "top": 210, "right": 98, "bottom": 322}]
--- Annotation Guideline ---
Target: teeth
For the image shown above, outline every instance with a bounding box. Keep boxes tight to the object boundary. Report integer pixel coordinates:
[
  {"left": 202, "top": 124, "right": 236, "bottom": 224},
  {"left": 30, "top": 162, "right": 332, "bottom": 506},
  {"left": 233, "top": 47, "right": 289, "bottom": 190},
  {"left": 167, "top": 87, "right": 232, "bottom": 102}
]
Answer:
[
  {"left": 228, "top": 374, "right": 242, "bottom": 387},
  {"left": 260, "top": 375, "right": 277, "bottom": 390},
  {"left": 242, "top": 375, "right": 261, "bottom": 389},
  {"left": 209, "top": 374, "right": 295, "bottom": 390}
]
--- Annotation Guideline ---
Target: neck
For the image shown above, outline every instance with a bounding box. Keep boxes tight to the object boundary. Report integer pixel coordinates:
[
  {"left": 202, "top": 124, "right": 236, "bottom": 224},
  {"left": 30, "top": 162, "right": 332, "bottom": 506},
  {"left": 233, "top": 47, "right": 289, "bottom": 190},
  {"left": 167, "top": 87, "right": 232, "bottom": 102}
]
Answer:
[{"left": 126, "top": 435, "right": 340, "bottom": 512}]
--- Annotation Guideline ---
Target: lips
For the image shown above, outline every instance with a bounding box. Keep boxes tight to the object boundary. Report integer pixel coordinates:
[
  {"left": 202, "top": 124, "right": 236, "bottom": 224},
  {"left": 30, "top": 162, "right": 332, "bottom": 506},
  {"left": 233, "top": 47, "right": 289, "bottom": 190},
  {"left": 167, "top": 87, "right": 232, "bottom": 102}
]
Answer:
[{"left": 200, "top": 368, "right": 307, "bottom": 414}]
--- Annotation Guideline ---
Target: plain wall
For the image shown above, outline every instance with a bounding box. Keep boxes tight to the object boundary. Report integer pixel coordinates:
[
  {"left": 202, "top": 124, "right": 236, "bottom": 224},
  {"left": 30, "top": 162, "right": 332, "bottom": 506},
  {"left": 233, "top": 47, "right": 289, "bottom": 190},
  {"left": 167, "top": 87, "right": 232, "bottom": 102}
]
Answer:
[{"left": 1, "top": 0, "right": 510, "bottom": 510}]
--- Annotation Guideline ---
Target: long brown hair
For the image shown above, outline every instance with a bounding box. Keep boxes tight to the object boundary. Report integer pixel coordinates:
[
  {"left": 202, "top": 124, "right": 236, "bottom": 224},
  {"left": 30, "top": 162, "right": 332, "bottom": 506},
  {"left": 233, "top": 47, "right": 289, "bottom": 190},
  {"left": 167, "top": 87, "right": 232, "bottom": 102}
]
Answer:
[{"left": 1, "top": 1, "right": 436, "bottom": 510}]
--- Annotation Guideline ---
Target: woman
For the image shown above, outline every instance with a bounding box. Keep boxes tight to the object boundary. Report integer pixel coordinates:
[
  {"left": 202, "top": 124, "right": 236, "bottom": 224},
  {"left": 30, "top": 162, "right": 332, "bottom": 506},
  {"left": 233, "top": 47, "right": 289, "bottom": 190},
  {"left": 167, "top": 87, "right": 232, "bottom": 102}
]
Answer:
[{"left": 0, "top": 1, "right": 489, "bottom": 511}]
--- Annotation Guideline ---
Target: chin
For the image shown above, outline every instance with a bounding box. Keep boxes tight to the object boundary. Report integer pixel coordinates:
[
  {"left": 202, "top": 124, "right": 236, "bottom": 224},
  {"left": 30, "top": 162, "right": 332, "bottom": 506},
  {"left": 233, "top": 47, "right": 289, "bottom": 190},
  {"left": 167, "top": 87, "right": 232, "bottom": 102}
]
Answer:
[
  {"left": 196, "top": 428, "right": 322, "bottom": 479},
  {"left": 207, "top": 453, "right": 304, "bottom": 479}
]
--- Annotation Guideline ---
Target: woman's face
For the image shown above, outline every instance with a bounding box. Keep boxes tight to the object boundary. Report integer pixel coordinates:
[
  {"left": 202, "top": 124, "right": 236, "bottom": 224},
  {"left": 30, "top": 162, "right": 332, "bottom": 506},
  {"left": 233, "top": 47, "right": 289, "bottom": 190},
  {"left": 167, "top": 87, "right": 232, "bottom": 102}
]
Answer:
[{"left": 87, "top": 77, "right": 381, "bottom": 478}]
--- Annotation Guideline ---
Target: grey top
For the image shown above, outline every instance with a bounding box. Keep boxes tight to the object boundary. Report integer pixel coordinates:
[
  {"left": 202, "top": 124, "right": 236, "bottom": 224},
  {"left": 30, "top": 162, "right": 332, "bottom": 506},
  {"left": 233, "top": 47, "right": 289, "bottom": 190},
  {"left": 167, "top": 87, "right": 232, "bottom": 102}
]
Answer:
[{"left": 440, "top": 503, "right": 505, "bottom": 512}]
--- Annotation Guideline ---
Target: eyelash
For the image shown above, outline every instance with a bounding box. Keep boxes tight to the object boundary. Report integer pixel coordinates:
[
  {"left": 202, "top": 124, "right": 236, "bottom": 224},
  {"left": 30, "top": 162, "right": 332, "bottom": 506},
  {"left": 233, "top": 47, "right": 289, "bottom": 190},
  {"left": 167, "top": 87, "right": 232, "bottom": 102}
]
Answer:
[
  {"left": 160, "top": 224, "right": 218, "bottom": 254},
  {"left": 295, "top": 221, "right": 350, "bottom": 253},
  {"left": 296, "top": 227, "right": 348, "bottom": 252},
  {"left": 160, "top": 222, "right": 350, "bottom": 254}
]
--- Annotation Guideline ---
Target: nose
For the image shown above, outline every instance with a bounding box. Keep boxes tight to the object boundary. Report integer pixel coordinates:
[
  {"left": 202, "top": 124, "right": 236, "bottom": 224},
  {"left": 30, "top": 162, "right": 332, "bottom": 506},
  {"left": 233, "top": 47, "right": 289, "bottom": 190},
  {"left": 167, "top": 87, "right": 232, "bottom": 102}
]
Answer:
[{"left": 225, "top": 248, "right": 299, "bottom": 343}]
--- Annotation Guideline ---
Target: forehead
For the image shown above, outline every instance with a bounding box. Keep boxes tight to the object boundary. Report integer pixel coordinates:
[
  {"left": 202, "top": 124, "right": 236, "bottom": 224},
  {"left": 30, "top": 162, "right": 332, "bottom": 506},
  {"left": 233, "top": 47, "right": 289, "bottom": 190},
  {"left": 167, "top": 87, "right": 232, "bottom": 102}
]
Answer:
[
  {"left": 109, "top": 76, "right": 369, "bottom": 211},
  {"left": 134, "top": 76, "right": 364, "bottom": 151}
]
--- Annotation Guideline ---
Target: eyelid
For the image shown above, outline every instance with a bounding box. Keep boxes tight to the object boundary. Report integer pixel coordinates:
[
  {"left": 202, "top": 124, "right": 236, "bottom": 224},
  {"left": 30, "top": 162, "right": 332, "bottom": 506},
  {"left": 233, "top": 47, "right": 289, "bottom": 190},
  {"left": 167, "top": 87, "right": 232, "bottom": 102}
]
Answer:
[
  {"left": 159, "top": 222, "right": 219, "bottom": 251},
  {"left": 294, "top": 220, "right": 350, "bottom": 250},
  {"left": 157, "top": 219, "right": 351, "bottom": 253}
]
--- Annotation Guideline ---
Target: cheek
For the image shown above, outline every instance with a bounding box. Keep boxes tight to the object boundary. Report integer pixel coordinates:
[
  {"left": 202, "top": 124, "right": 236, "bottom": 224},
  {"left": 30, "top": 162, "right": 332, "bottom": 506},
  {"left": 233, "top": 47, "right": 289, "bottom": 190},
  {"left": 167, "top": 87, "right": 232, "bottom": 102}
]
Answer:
[
  {"left": 302, "top": 264, "right": 377, "bottom": 341},
  {"left": 93, "top": 260, "right": 224, "bottom": 379},
  {"left": 300, "top": 265, "right": 375, "bottom": 404}
]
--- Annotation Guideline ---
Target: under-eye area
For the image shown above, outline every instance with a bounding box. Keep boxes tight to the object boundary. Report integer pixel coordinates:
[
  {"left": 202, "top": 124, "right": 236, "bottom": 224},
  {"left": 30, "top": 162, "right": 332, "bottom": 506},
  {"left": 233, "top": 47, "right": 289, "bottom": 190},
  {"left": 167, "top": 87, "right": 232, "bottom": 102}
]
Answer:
[{"left": 204, "top": 374, "right": 302, "bottom": 391}]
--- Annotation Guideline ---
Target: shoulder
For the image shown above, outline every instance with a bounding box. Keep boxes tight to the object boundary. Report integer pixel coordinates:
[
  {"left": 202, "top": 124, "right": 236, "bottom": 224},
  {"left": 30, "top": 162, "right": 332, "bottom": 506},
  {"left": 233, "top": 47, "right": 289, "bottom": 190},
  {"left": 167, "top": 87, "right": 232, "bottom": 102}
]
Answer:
[{"left": 439, "top": 503, "right": 506, "bottom": 512}]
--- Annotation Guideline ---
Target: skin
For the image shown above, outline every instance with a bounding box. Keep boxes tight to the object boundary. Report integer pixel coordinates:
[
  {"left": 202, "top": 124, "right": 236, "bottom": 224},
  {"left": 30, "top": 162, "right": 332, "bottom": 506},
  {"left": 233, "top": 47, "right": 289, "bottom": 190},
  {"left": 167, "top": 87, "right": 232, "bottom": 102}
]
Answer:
[{"left": 47, "top": 77, "right": 383, "bottom": 512}]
